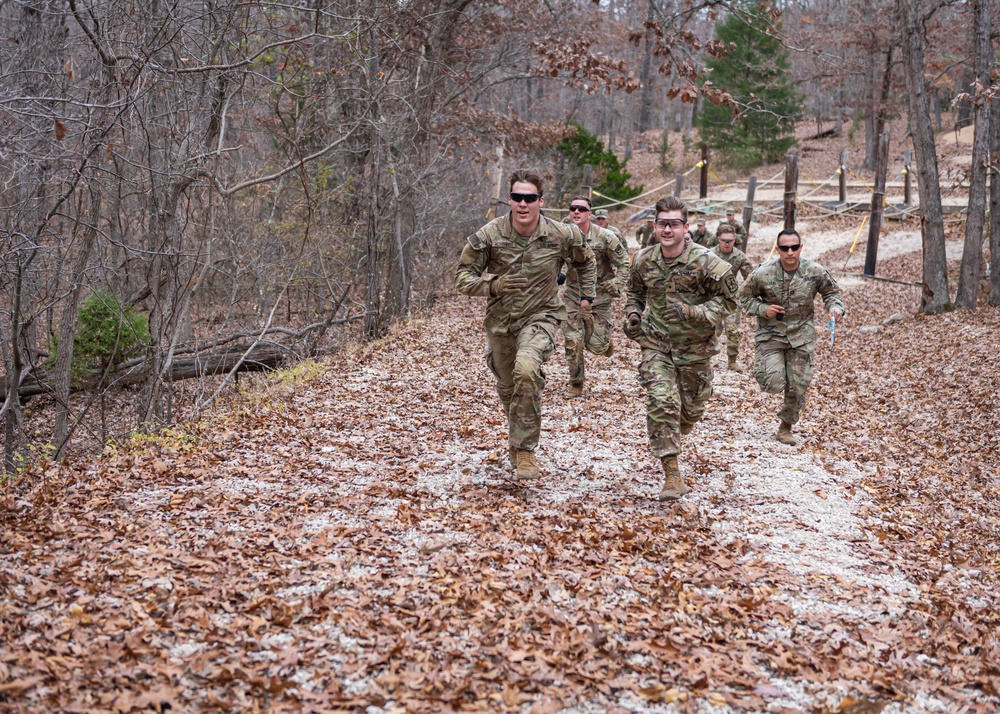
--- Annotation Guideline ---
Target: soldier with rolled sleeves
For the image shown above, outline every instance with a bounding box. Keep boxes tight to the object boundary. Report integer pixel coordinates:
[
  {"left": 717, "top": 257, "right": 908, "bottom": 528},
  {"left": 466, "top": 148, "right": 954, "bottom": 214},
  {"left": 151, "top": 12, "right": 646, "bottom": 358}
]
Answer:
[
  {"left": 739, "top": 228, "right": 844, "bottom": 446},
  {"left": 711, "top": 223, "right": 754, "bottom": 371},
  {"left": 691, "top": 218, "right": 715, "bottom": 248},
  {"left": 623, "top": 196, "right": 738, "bottom": 501},
  {"left": 593, "top": 208, "right": 624, "bottom": 244},
  {"left": 559, "top": 196, "right": 629, "bottom": 398},
  {"left": 456, "top": 169, "right": 597, "bottom": 480}
]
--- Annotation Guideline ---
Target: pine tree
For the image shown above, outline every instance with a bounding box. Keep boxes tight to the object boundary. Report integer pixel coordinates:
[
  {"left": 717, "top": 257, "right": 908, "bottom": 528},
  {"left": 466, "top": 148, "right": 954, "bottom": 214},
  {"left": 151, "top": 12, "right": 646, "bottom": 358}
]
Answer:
[{"left": 698, "top": 3, "right": 802, "bottom": 169}]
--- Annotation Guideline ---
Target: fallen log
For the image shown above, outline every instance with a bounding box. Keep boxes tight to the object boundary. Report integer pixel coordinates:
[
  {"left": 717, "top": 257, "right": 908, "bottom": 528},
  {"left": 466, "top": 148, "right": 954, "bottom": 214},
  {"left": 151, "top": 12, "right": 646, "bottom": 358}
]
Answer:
[{"left": 4, "top": 344, "right": 287, "bottom": 402}]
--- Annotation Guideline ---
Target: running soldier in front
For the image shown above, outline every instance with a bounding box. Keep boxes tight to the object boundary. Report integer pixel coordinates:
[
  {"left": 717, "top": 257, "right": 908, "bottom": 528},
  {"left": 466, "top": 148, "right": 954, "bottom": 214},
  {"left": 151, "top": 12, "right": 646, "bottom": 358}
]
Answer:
[
  {"left": 560, "top": 196, "right": 629, "bottom": 398},
  {"left": 455, "top": 169, "right": 597, "bottom": 480},
  {"left": 710, "top": 223, "right": 754, "bottom": 371},
  {"left": 739, "top": 228, "right": 844, "bottom": 446},
  {"left": 624, "top": 196, "right": 737, "bottom": 501}
]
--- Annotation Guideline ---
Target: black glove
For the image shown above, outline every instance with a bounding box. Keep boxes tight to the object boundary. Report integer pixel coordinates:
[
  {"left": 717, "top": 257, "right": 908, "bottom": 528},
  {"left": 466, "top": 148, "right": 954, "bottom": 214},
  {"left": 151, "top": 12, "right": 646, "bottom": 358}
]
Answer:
[
  {"left": 490, "top": 273, "right": 528, "bottom": 297},
  {"left": 624, "top": 312, "right": 642, "bottom": 340},
  {"left": 557, "top": 272, "right": 566, "bottom": 286}
]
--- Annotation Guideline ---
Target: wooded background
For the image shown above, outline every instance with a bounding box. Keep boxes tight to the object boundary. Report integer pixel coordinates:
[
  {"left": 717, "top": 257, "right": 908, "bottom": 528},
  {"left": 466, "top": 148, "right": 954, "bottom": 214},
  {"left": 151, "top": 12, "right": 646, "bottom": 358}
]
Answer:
[{"left": 1, "top": 0, "right": 998, "bottom": 468}]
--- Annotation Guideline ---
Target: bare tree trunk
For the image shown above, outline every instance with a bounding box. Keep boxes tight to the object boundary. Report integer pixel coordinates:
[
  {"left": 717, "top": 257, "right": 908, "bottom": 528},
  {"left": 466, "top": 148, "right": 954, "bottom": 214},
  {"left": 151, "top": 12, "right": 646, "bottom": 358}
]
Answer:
[
  {"left": 637, "top": 0, "right": 655, "bottom": 133},
  {"left": 53, "top": 190, "right": 101, "bottom": 456},
  {"left": 898, "top": 0, "right": 951, "bottom": 314},
  {"left": 955, "top": 0, "right": 992, "bottom": 309},
  {"left": 990, "top": 92, "right": 1000, "bottom": 306}
]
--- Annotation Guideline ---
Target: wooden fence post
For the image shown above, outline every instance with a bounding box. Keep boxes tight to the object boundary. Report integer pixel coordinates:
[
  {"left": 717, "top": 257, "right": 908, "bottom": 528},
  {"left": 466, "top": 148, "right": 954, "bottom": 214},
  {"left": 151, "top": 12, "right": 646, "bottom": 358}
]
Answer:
[
  {"left": 839, "top": 150, "right": 848, "bottom": 203},
  {"left": 903, "top": 149, "right": 912, "bottom": 206},
  {"left": 783, "top": 148, "right": 799, "bottom": 230},
  {"left": 864, "top": 130, "right": 891, "bottom": 277},
  {"left": 583, "top": 163, "right": 592, "bottom": 201},
  {"left": 674, "top": 173, "right": 683, "bottom": 198},
  {"left": 741, "top": 176, "right": 757, "bottom": 252},
  {"left": 699, "top": 142, "right": 709, "bottom": 199}
]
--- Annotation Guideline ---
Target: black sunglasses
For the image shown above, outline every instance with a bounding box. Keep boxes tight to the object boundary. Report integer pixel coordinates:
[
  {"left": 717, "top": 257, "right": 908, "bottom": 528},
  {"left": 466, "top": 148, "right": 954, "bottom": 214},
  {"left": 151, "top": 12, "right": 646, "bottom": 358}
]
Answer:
[
  {"left": 777, "top": 244, "right": 801, "bottom": 252},
  {"left": 569, "top": 205, "right": 590, "bottom": 213},
  {"left": 654, "top": 219, "right": 685, "bottom": 229},
  {"left": 510, "top": 192, "right": 541, "bottom": 204}
]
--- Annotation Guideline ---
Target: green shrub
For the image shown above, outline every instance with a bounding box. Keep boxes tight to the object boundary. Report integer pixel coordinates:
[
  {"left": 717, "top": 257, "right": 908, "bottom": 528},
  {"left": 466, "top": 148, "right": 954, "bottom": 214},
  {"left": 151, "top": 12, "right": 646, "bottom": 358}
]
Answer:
[
  {"left": 556, "top": 122, "right": 644, "bottom": 203},
  {"left": 54, "top": 291, "right": 150, "bottom": 385}
]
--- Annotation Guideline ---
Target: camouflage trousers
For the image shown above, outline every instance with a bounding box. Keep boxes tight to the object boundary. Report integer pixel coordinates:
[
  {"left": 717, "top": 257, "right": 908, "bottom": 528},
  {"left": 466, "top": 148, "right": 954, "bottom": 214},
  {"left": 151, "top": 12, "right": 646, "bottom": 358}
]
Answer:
[
  {"left": 638, "top": 348, "right": 714, "bottom": 458},
  {"left": 751, "top": 340, "right": 813, "bottom": 425},
  {"left": 485, "top": 317, "right": 559, "bottom": 451},
  {"left": 722, "top": 311, "right": 741, "bottom": 358},
  {"left": 562, "top": 292, "right": 614, "bottom": 386}
]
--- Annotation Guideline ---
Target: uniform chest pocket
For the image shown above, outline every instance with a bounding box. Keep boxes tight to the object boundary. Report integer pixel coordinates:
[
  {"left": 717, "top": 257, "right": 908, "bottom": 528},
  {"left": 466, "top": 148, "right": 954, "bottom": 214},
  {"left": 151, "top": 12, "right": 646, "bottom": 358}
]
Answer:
[{"left": 666, "top": 271, "right": 703, "bottom": 295}]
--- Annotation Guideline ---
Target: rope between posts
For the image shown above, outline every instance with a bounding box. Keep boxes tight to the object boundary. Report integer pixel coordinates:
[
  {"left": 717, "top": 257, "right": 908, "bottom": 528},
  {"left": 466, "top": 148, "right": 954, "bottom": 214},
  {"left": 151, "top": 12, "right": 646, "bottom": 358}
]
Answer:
[
  {"left": 587, "top": 163, "right": 702, "bottom": 211},
  {"left": 843, "top": 215, "right": 869, "bottom": 269}
]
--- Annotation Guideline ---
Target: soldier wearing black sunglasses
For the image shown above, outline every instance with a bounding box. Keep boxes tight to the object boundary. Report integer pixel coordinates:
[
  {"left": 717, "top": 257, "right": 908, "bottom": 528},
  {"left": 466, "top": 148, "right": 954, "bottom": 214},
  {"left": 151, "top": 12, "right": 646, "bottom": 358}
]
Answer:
[
  {"left": 456, "top": 169, "right": 597, "bottom": 481},
  {"left": 739, "top": 228, "right": 845, "bottom": 445}
]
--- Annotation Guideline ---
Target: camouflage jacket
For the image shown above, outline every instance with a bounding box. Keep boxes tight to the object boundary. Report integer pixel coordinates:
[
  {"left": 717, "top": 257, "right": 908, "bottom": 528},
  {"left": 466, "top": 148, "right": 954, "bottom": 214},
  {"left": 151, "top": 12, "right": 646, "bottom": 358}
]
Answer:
[
  {"left": 691, "top": 227, "right": 717, "bottom": 249},
  {"left": 561, "top": 223, "right": 629, "bottom": 299},
  {"left": 625, "top": 241, "right": 738, "bottom": 365},
  {"left": 719, "top": 222, "right": 747, "bottom": 240},
  {"left": 636, "top": 225, "right": 657, "bottom": 248},
  {"left": 739, "top": 258, "right": 845, "bottom": 348},
  {"left": 455, "top": 213, "right": 597, "bottom": 336},
  {"left": 710, "top": 245, "right": 753, "bottom": 281}
]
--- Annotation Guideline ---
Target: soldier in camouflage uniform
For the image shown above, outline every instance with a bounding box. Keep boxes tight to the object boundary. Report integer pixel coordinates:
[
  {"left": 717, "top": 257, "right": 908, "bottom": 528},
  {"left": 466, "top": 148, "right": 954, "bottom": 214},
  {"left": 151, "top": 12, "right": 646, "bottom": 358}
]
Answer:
[
  {"left": 624, "top": 196, "right": 738, "bottom": 501},
  {"left": 559, "top": 196, "right": 629, "bottom": 398},
  {"left": 593, "top": 208, "right": 624, "bottom": 244},
  {"left": 710, "top": 224, "right": 754, "bottom": 371},
  {"left": 739, "top": 228, "right": 844, "bottom": 446},
  {"left": 691, "top": 218, "right": 715, "bottom": 248},
  {"left": 635, "top": 217, "right": 656, "bottom": 248},
  {"left": 719, "top": 210, "right": 747, "bottom": 246},
  {"left": 456, "top": 170, "right": 597, "bottom": 480}
]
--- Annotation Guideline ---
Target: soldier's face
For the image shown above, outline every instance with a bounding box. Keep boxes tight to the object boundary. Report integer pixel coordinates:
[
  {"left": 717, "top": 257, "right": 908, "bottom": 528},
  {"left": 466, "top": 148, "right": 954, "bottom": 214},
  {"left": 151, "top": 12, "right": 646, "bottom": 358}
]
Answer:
[
  {"left": 777, "top": 235, "right": 802, "bottom": 270},
  {"left": 568, "top": 201, "right": 591, "bottom": 231},
  {"left": 654, "top": 210, "right": 687, "bottom": 256},
  {"left": 595, "top": 217, "right": 607, "bottom": 228},
  {"left": 508, "top": 181, "right": 544, "bottom": 234},
  {"left": 718, "top": 235, "right": 736, "bottom": 253}
]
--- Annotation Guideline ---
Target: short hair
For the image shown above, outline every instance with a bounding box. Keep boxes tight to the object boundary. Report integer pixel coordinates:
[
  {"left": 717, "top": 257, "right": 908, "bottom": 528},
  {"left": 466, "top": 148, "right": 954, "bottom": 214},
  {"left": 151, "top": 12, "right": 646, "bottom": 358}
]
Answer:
[
  {"left": 717, "top": 223, "right": 736, "bottom": 238},
  {"left": 509, "top": 169, "right": 543, "bottom": 195},
  {"left": 570, "top": 195, "right": 591, "bottom": 208},
  {"left": 776, "top": 228, "right": 801, "bottom": 244},
  {"left": 654, "top": 196, "right": 687, "bottom": 222}
]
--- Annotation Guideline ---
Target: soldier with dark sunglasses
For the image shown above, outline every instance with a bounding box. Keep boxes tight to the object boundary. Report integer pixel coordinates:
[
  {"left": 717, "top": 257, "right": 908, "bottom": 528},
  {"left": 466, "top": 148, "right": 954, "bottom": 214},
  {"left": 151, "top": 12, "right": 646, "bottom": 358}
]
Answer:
[{"left": 739, "top": 228, "right": 845, "bottom": 445}]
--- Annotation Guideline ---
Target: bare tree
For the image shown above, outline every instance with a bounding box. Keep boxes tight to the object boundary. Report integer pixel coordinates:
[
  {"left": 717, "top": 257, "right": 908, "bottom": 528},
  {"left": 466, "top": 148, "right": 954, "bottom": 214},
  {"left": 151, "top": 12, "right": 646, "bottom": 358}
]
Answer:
[
  {"left": 897, "top": 0, "right": 951, "bottom": 314},
  {"left": 954, "top": 0, "right": 992, "bottom": 309}
]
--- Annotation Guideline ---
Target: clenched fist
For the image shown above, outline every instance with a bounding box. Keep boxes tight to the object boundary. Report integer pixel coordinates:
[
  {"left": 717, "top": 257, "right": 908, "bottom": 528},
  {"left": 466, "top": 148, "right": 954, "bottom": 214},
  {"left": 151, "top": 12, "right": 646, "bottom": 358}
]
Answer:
[
  {"left": 624, "top": 312, "right": 642, "bottom": 340},
  {"left": 490, "top": 273, "right": 528, "bottom": 297}
]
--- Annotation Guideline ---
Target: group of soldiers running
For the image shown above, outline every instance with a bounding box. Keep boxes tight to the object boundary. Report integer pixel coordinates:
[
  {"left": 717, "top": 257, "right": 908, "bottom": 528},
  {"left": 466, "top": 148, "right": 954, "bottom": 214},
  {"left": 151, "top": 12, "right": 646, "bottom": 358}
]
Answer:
[{"left": 456, "top": 169, "right": 845, "bottom": 502}]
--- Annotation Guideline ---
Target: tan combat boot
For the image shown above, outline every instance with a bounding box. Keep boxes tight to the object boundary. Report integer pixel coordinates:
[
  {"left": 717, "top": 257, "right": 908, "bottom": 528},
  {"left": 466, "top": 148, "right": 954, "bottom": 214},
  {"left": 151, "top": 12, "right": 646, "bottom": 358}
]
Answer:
[
  {"left": 728, "top": 355, "right": 743, "bottom": 372},
  {"left": 566, "top": 383, "right": 583, "bottom": 399},
  {"left": 604, "top": 340, "right": 615, "bottom": 358},
  {"left": 658, "top": 456, "right": 689, "bottom": 501},
  {"left": 776, "top": 421, "right": 797, "bottom": 445},
  {"left": 514, "top": 449, "right": 540, "bottom": 480},
  {"left": 680, "top": 422, "right": 694, "bottom": 436},
  {"left": 508, "top": 446, "right": 516, "bottom": 468}
]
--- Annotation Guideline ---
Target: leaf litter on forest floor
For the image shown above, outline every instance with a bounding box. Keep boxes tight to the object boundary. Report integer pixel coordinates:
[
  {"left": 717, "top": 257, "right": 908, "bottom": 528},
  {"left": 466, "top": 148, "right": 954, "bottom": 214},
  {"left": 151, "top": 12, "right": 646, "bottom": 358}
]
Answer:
[{"left": 2, "top": 225, "right": 999, "bottom": 713}]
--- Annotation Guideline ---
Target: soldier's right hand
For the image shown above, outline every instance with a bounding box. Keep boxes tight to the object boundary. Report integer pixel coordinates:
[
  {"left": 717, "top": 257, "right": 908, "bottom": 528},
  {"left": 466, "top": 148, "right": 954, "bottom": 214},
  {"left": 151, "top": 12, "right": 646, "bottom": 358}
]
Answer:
[
  {"left": 624, "top": 312, "right": 642, "bottom": 340},
  {"left": 490, "top": 273, "right": 528, "bottom": 297}
]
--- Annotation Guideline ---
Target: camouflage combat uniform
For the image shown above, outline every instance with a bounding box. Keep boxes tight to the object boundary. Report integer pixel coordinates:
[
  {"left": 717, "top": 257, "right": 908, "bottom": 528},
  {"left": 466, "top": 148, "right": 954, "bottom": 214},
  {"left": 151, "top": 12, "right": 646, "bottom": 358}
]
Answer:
[
  {"left": 625, "top": 241, "right": 738, "bottom": 458},
  {"left": 739, "top": 258, "right": 845, "bottom": 425},
  {"left": 456, "top": 213, "right": 597, "bottom": 452},
  {"left": 691, "top": 226, "right": 716, "bottom": 249},
  {"left": 560, "top": 223, "right": 629, "bottom": 387},
  {"left": 720, "top": 220, "right": 746, "bottom": 245},
  {"left": 710, "top": 244, "right": 754, "bottom": 359},
  {"left": 636, "top": 223, "right": 657, "bottom": 248}
]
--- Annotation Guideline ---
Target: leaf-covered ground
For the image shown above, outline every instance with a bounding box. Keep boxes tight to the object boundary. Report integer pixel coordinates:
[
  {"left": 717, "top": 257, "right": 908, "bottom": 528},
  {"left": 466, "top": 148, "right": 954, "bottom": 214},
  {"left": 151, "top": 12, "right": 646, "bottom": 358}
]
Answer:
[{"left": 2, "top": 222, "right": 999, "bottom": 713}]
